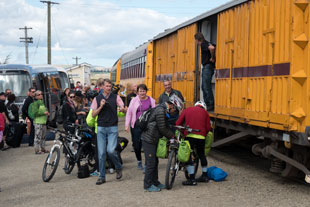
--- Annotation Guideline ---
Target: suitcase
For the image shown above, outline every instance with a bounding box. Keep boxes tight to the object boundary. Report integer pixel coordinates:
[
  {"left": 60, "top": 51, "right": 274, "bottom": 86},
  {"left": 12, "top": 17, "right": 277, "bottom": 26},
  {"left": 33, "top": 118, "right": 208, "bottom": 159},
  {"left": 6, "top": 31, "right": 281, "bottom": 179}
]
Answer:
[{"left": 6, "top": 122, "right": 26, "bottom": 148}]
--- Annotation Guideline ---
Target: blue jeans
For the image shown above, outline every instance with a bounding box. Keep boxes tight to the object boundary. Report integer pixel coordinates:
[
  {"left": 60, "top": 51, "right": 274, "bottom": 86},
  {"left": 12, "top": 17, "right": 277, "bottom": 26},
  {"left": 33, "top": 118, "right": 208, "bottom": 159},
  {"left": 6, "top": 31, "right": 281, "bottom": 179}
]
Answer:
[
  {"left": 201, "top": 64, "right": 214, "bottom": 109},
  {"left": 97, "top": 126, "right": 122, "bottom": 179}
]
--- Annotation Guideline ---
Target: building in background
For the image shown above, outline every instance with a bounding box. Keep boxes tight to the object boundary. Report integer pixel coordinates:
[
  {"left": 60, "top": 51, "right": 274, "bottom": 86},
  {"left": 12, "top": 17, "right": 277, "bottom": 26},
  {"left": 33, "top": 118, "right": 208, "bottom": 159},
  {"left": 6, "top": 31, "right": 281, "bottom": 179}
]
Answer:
[{"left": 66, "top": 63, "right": 91, "bottom": 86}]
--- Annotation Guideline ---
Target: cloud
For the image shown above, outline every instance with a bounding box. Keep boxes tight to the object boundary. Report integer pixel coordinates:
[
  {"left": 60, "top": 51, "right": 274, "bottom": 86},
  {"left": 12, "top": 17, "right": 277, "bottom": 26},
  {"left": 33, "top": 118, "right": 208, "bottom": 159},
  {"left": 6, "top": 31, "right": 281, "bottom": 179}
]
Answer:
[{"left": 0, "top": 0, "right": 187, "bottom": 66}]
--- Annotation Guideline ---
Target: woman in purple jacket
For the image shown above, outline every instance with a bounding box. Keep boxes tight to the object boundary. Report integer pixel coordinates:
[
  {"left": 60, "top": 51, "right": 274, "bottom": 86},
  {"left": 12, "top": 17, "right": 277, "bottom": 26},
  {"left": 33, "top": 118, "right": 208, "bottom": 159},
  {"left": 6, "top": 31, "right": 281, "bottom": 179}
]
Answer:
[{"left": 125, "top": 84, "right": 156, "bottom": 170}]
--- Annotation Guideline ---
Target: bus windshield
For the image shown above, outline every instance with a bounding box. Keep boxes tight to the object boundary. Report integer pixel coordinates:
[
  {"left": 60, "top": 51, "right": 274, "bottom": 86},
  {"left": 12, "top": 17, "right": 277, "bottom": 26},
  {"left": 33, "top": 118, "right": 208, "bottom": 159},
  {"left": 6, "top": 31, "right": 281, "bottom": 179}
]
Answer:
[
  {"left": 0, "top": 71, "right": 31, "bottom": 97},
  {"left": 59, "top": 72, "right": 69, "bottom": 90}
]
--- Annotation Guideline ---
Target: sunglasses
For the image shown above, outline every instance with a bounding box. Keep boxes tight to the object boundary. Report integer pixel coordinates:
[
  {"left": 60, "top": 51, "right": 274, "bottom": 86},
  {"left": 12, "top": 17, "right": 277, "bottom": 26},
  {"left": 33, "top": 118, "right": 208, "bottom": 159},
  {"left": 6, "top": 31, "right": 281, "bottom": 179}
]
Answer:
[
  {"left": 70, "top": 96, "right": 75, "bottom": 98},
  {"left": 36, "top": 93, "right": 42, "bottom": 96},
  {"left": 31, "top": 91, "right": 36, "bottom": 93}
]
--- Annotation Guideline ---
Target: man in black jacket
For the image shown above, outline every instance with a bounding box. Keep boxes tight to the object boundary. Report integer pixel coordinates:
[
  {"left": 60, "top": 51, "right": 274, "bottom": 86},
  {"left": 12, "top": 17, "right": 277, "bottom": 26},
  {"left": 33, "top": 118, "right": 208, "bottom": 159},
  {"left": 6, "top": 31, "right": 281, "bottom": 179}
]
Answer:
[
  {"left": 141, "top": 98, "right": 182, "bottom": 192},
  {"left": 22, "top": 87, "right": 36, "bottom": 146}
]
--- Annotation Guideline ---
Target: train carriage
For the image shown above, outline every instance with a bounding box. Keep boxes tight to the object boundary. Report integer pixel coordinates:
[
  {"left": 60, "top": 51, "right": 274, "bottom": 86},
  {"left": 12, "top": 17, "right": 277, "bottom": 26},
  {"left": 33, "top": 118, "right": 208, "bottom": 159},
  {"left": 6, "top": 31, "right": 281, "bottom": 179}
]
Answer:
[{"left": 113, "top": 0, "right": 310, "bottom": 182}]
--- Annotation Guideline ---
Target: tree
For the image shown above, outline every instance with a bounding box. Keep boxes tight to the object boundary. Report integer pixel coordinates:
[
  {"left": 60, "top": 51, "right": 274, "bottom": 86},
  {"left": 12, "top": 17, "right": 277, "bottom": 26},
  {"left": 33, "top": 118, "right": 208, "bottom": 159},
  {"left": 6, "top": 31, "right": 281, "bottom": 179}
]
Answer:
[{"left": 0, "top": 54, "right": 11, "bottom": 64}]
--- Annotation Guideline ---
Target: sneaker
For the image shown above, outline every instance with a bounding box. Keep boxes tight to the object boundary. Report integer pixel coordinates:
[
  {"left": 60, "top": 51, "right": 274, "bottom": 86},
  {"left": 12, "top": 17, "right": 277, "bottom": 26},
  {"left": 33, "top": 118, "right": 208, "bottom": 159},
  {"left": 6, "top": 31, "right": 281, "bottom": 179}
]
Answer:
[
  {"left": 91, "top": 171, "right": 99, "bottom": 177},
  {"left": 145, "top": 185, "right": 161, "bottom": 192},
  {"left": 96, "top": 178, "right": 106, "bottom": 185},
  {"left": 116, "top": 169, "right": 122, "bottom": 180},
  {"left": 196, "top": 175, "right": 210, "bottom": 183},
  {"left": 137, "top": 161, "right": 143, "bottom": 170},
  {"left": 182, "top": 179, "right": 197, "bottom": 186},
  {"left": 156, "top": 183, "right": 166, "bottom": 189},
  {"left": 109, "top": 168, "right": 115, "bottom": 174}
]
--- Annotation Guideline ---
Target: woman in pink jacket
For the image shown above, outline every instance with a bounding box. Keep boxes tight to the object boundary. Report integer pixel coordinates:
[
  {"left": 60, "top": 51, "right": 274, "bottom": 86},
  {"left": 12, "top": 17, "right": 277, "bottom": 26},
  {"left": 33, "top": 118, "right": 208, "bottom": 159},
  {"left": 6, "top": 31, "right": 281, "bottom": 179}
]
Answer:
[{"left": 125, "top": 84, "right": 156, "bottom": 170}]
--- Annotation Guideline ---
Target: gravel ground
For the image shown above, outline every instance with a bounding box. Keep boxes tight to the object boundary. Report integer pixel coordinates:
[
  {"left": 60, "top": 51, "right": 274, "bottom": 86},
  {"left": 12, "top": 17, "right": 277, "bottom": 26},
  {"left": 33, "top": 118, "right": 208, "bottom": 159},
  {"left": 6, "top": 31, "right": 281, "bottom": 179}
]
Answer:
[{"left": 0, "top": 118, "right": 309, "bottom": 207}]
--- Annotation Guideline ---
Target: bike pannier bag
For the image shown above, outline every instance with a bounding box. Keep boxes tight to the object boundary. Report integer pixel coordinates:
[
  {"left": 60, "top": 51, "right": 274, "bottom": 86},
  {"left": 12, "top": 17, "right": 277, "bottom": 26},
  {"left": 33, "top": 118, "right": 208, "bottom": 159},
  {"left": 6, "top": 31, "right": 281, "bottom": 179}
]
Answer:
[
  {"left": 205, "top": 131, "right": 213, "bottom": 156},
  {"left": 78, "top": 164, "right": 90, "bottom": 179},
  {"left": 207, "top": 166, "right": 228, "bottom": 182},
  {"left": 177, "top": 139, "right": 191, "bottom": 163},
  {"left": 156, "top": 137, "right": 168, "bottom": 158}
]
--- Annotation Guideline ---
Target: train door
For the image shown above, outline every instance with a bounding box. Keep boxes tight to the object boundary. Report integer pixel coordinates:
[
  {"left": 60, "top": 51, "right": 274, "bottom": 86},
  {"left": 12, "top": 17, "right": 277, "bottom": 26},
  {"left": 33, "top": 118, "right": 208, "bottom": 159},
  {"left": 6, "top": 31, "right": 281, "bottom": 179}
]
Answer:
[{"left": 198, "top": 16, "right": 217, "bottom": 104}]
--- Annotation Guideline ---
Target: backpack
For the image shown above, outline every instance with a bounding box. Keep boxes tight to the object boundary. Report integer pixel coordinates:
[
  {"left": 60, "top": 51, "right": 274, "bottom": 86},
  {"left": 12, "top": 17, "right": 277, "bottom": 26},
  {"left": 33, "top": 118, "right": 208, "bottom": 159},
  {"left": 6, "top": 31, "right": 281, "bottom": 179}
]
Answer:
[
  {"left": 6, "top": 104, "right": 15, "bottom": 120},
  {"left": 207, "top": 166, "right": 228, "bottom": 182},
  {"left": 136, "top": 107, "right": 155, "bottom": 131},
  {"left": 28, "top": 103, "right": 35, "bottom": 120}
]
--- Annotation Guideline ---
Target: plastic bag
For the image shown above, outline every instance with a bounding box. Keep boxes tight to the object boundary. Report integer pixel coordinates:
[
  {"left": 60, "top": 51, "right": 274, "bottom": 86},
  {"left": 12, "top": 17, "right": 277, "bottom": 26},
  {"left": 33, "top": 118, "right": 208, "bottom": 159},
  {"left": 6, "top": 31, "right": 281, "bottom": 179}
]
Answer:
[{"left": 207, "top": 166, "right": 228, "bottom": 182}]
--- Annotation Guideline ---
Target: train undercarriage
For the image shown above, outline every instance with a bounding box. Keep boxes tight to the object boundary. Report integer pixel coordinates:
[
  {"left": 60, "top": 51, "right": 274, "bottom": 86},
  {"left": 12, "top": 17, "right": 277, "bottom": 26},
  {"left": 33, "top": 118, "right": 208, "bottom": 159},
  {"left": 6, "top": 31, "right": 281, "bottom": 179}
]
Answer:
[{"left": 212, "top": 117, "right": 310, "bottom": 183}]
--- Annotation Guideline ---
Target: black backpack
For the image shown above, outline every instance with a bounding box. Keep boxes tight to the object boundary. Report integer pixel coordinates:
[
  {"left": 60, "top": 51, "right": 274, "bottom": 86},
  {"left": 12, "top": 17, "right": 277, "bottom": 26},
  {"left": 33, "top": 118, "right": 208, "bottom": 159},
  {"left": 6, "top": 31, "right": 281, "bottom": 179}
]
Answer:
[{"left": 136, "top": 107, "right": 156, "bottom": 131}]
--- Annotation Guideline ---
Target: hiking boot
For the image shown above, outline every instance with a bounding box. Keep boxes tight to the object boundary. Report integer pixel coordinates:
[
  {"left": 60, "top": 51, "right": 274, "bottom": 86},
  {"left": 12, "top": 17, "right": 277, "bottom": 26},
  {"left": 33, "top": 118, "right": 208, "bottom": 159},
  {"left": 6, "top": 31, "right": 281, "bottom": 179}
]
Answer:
[
  {"left": 137, "top": 161, "right": 143, "bottom": 170},
  {"left": 156, "top": 183, "right": 166, "bottom": 189},
  {"left": 196, "top": 175, "right": 210, "bottom": 183},
  {"left": 145, "top": 185, "right": 161, "bottom": 192},
  {"left": 90, "top": 171, "right": 99, "bottom": 177},
  {"left": 116, "top": 169, "right": 122, "bottom": 180},
  {"left": 182, "top": 179, "right": 197, "bottom": 186},
  {"left": 96, "top": 178, "right": 106, "bottom": 185}
]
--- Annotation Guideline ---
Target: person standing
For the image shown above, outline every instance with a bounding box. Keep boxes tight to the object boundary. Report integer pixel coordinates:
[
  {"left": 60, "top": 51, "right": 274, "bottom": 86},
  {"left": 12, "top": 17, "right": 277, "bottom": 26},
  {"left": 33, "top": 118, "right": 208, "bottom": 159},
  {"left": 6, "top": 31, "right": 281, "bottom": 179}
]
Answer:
[
  {"left": 0, "top": 92, "right": 9, "bottom": 150},
  {"left": 126, "top": 83, "right": 137, "bottom": 107},
  {"left": 176, "top": 101, "right": 211, "bottom": 185},
  {"left": 62, "top": 91, "right": 78, "bottom": 133},
  {"left": 141, "top": 96, "right": 184, "bottom": 192},
  {"left": 195, "top": 32, "right": 216, "bottom": 111},
  {"left": 6, "top": 94, "right": 19, "bottom": 123},
  {"left": 32, "top": 90, "right": 50, "bottom": 154},
  {"left": 158, "top": 80, "right": 184, "bottom": 126},
  {"left": 125, "top": 84, "right": 156, "bottom": 170},
  {"left": 22, "top": 88, "right": 36, "bottom": 146},
  {"left": 91, "top": 79, "right": 125, "bottom": 185}
]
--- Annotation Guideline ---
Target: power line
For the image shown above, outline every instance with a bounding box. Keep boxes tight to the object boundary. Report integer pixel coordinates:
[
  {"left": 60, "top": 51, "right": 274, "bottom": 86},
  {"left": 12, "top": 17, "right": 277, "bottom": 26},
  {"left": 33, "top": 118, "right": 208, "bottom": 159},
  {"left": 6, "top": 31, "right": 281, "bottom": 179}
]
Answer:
[{"left": 19, "top": 26, "right": 33, "bottom": 64}]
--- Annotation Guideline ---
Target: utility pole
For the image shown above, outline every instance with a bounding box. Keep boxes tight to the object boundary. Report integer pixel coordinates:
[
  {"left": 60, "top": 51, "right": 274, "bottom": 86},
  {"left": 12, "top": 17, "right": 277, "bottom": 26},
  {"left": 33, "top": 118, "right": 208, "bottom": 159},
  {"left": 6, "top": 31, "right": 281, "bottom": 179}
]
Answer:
[
  {"left": 40, "top": 1, "right": 59, "bottom": 65},
  {"left": 72, "top": 56, "right": 81, "bottom": 65},
  {"left": 19, "top": 26, "right": 33, "bottom": 64}
]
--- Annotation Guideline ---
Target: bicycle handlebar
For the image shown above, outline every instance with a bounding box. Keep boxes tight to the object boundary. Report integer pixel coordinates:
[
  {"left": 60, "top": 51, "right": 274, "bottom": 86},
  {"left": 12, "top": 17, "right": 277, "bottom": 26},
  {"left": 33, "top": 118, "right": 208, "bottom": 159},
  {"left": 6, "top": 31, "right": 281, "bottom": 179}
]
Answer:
[{"left": 172, "top": 125, "right": 200, "bottom": 133}]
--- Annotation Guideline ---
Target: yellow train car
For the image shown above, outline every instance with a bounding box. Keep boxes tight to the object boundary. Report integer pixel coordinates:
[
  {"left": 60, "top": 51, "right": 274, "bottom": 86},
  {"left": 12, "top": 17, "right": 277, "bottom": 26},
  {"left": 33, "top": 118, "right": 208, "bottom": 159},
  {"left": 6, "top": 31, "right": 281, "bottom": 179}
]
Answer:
[
  {"left": 111, "top": 42, "right": 154, "bottom": 97},
  {"left": 150, "top": 0, "right": 310, "bottom": 181}
]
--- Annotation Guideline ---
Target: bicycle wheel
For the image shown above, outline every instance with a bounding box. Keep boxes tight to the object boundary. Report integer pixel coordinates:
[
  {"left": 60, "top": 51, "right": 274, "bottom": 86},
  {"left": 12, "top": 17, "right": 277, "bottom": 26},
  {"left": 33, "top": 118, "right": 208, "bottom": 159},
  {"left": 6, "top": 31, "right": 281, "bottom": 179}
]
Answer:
[
  {"left": 184, "top": 155, "right": 199, "bottom": 179},
  {"left": 77, "top": 142, "right": 96, "bottom": 173},
  {"left": 63, "top": 153, "right": 75, "bottom": 174},
  {"left": 42, "top": 147, "right": 60, "bottom": 182},
  {"left": 165, "top": 150, "right": 178, "bottom": 190}
]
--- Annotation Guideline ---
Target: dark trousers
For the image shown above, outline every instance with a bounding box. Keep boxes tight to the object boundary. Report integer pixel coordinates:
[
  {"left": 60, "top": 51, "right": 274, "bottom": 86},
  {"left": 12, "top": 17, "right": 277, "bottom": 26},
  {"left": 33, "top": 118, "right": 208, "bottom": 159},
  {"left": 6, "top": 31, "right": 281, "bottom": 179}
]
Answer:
[
  {"left": 185, "top": 137, "right": 208, "bottom": 167},
  {"left": 142, "top": 140, "right": 160, "bottom": 189},
  {"left": 201, "top": 64, "right": 214, "bottom": 110},
  {"left": 29, "top": 119, "right": 34, "bottom": 146},
  {"left": 131, "top": 124, "right": 142, "bottom": 161}
]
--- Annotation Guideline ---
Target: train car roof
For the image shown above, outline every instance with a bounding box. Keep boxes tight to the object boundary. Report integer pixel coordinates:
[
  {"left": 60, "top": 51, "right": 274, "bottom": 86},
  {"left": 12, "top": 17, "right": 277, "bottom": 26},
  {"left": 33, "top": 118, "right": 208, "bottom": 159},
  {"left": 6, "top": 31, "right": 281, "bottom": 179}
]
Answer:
[
  {"left": 120, "top": 42, "right": 148, "bottom": 64},
  {"left": 0, "top": 64, "right": 67, "bottom": 74},
  {"left": 153, "top": 0, "right": 249, "bottom": 40}
]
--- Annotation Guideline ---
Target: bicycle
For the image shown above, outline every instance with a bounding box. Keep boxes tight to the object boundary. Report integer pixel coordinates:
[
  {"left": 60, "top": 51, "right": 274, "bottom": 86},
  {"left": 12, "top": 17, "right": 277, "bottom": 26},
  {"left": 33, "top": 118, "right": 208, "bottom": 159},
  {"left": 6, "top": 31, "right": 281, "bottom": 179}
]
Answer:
[
  {"left": 165, "top": 125, "right": 200, "bottom": 190},
  {"left": 42, "top": 125, "right": 96, "bottom": 182}
]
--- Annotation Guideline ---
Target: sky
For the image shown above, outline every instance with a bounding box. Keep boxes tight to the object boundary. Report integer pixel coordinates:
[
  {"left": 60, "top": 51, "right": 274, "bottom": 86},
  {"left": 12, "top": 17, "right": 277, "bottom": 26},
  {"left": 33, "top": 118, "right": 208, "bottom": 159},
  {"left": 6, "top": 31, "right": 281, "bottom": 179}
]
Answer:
[{"left": 0, "top": 0, "right": 232, "bottom": 67}]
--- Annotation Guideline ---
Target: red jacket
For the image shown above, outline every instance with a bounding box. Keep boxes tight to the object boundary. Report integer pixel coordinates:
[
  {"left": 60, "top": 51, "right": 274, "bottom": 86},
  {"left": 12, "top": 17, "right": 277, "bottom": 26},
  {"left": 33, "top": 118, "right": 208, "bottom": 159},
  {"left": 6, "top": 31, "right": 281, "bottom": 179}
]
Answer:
[{"left": 176, "top": 106, "right": 211, "bottom": 137}]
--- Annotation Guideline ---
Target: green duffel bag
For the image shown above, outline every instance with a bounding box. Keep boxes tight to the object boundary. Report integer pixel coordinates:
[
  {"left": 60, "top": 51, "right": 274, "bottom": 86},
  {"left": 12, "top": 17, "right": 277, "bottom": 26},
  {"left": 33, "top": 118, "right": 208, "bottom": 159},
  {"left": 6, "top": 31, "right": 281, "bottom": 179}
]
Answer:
[
  {"left": 178, "top": 139, "right": 192, "bottom": 163},
  {"left": 205, "top": 131, "right": 214, "bottom": 156},
  {"left": 156, "top": 137, "right": 168, "bottom": 158}
]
